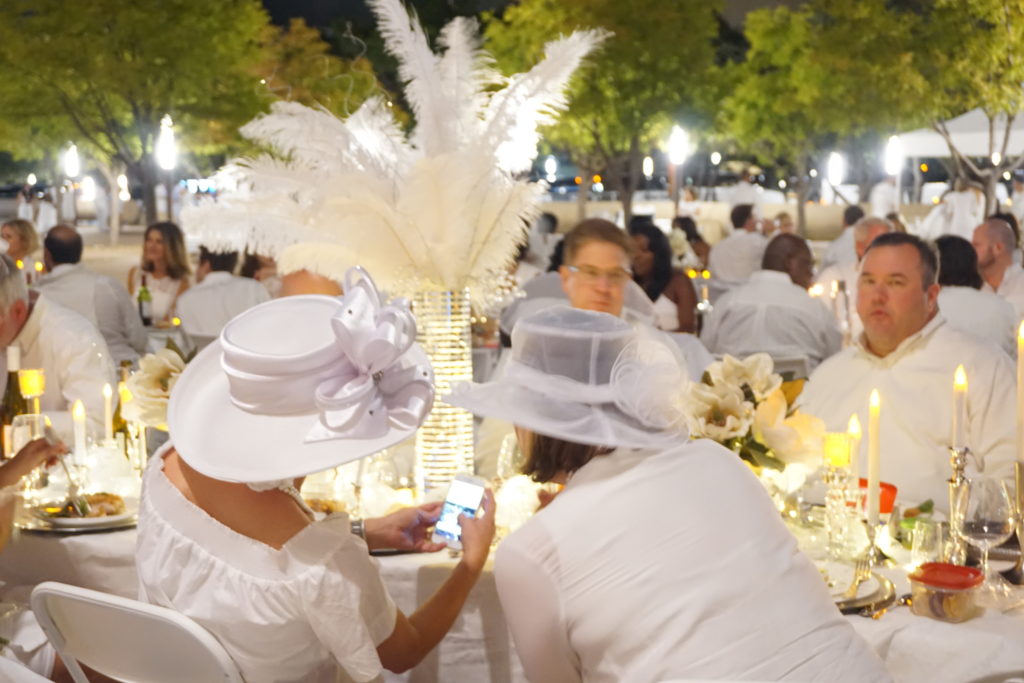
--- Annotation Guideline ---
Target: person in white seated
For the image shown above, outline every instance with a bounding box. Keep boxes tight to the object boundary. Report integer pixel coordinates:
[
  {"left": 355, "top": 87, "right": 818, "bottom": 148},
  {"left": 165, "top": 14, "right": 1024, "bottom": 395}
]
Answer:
[
  {"left": 136, "top": 268, "right": 496, "bottom": 683},
  {"left": 800, "top": 233, "right": 1015, "bottom": 511},
  {"left": 35, "top": 225, "right": 147, "bottom": 365},
  {"left": 127, "top": 222, "right": 191, "bottom": 326},
  {"left": 935, "top": 235, "right": 1016, "bottom": 357},
  {"left": 627, "top": 217, "right": 698, "bottom": 332},
  {"left": 707, "top": 204, "right": 767, "bottom": 288},
  {"left": 479, "top": 220, "right": 713, "bottom": 478},
  {"left": 973, "top": 216, "right": 1024, "bottom": 320},
  {"left": 1, "top": 219, "right": 42, "bottom": 278},
  {"left": 702, "top": 234, "right": 842, "bottom": 372},
  {"left": 445, "top": 307, "right": 890, "bottom": 683},
  {"left": 819, "top": 205, "right": 866, "bottom": 271},
  {"left": 0, "top": 254, "right": 114, "bottom": 436},
  {"left": 175, "top": 247, "right": 270, "bottom": 338},
  {"left": 815, "top": 216, "right": 893, "bottom": 340}
]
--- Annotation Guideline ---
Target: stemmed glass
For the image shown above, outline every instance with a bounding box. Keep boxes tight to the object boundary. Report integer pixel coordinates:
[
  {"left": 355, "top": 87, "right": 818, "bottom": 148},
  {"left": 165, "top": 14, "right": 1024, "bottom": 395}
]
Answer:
[
  {"left": 957, "top": 477, "right": 1016, "bottom": 607},
  {"left": 17, "top": 368, "right": 45, "bottom": 415}
]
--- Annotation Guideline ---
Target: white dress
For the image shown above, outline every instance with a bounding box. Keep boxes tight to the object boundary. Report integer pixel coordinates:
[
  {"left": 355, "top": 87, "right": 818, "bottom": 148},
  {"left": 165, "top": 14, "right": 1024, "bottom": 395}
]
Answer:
[
  {"left": 494, "top": 442, "right": 890, "bottom": 683},
  {"left": 650, "top": 294, "right": 678, "bottom": 331},
  {"left": 129, "top": 269, "right": 187, "bottom": 323},
  {"left": 136, "top": 449, "right": 398, "bottom": 683}
]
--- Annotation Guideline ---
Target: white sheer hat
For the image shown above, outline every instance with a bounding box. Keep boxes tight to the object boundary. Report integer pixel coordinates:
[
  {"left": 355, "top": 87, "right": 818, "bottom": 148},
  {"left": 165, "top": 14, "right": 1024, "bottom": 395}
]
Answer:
[
  {"left": 445, "top": 306, "right": 688, "bottom": 449},
  {"left": 168, "top": 267, "right": 434, "bottom": 483}
]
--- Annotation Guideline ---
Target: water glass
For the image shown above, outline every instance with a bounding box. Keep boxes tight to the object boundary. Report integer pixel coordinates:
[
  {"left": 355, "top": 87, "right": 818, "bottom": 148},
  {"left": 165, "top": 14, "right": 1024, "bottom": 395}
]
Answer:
[
  {"left": 12, "top": 414, "right": 47, "bottom": 504},
  {"left": 957, "top": 477, "right": 1015, "bottom": 603},
  {"left": 910, "top": 519, "right": 945, "bottom": 568}
]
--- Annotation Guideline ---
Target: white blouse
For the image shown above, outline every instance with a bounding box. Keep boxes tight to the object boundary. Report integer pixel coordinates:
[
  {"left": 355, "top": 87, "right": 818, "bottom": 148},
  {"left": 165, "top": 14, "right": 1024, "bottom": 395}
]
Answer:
[
  {"left": 494, "top": 443, "right": 890, "bottom": 683},
  {"left": 136, "top": 449, "right": 397, "bottom": 683},
  {"left": 129, "top": 269, "right": 187, "bottom": 323}
]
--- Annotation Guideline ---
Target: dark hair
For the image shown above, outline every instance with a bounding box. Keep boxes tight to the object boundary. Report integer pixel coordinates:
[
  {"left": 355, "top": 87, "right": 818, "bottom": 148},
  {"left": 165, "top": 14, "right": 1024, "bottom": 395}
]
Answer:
[
  {"left": 672, "top": 215, "right": 703, "bottom": 244},
  {"left": 239, "top": 252, "right": 262, "bottom": 279},
  {"left": 843, "top": 205, "right": 866, "bottom": 227},
  {"left": 143, "top": 222, "right": 191, "bottom": 280},
  {"left": 730, "top": 204, "right": 754, "bottom": 229},
  {"left": 864, "top": 232, "right": 938, "bottom": 289},
  {"left": 627, "top": 218, "right": 673, "bottom": 300},
  {"left": 546, "top": 238, "right": 565, "bottom": 272},
  {"left": 537, "top": 212, "right": 558, "bottom": 235},
  {"left": 988, "top": 212, "right": 1020, "bottom": 249},
  {"left": 199, "top": 246, "right": 239, "bottom": 273},
  {"left": 520, "top": 431, "right": 612, "bottom": 482},
  {"left": 43, "top": 224, "right": 83, "bottom": 265},
  {"left": 562, "top": 219, "right": 633, "bottom": 265},
  {"left": 935, "top": 235, "right": 983, "bottom": 289},
  {"left": 762, "top": 233, "right": 808, "bottom": 273}
]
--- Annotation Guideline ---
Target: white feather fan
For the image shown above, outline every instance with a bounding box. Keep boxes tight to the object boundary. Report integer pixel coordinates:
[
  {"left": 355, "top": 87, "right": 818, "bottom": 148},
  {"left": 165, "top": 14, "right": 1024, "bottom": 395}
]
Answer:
[{"left": 182, "top": 0, "right": 604, "bottom": 303}]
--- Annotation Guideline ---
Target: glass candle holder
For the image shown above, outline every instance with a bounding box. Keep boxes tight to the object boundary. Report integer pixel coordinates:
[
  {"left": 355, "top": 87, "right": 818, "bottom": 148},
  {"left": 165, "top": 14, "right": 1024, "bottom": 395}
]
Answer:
[{"left": 822, "top": 432, "right": 854, "bottom": 559}]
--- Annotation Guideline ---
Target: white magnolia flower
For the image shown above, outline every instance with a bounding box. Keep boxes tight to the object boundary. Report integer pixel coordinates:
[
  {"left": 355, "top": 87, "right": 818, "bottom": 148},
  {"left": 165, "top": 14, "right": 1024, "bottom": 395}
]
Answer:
[
  {"left": 707, "top": 353, "right": 782, "bottom": 402},
  {"left": 123, "top": 348, "right": 185, "bottom": 429},
  {"left": 752, "top": 388, "right": 825, "bottom": 467},
  {"left": 681, "top": 380, "right": 754, "bottom": 442}
]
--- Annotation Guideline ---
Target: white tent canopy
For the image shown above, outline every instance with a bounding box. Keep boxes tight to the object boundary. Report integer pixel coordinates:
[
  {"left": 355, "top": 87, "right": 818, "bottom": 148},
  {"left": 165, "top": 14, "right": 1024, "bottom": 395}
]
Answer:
[{"left": 899, "top": 109, "right": 1024, "bottom": 158}]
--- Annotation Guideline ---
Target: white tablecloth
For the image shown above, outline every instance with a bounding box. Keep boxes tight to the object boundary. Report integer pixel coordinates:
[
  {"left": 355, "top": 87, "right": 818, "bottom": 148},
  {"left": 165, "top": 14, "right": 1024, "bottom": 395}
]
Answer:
[{"left": 2, "top": 526, "right": 1024, "bottom": 682}]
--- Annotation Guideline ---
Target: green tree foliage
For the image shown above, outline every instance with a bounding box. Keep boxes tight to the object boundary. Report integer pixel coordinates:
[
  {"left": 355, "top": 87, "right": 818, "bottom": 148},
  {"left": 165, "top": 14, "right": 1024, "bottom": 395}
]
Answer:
[
  {"left": 484, "top": 0, "right": 723, "bottom": 222},
  {"left": 0, "top": 0, "right": 270, "bottom": 225},
  {"left": 255, "top": 18, "right": 385, "bottom": 119}
]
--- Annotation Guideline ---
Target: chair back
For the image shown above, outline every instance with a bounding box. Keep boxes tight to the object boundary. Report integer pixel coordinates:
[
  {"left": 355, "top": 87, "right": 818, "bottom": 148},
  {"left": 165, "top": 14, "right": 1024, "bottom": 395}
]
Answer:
[
  {"left": 31, "top": 581, "right": 243, "bottom": 683},
  {"left": 771, "top": 354, "right": 811, "bottom": 381}
]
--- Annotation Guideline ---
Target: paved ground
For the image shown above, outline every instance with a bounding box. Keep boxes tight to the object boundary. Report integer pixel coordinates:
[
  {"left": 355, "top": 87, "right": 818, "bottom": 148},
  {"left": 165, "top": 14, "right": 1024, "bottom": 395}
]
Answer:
[{"left": 78, "top": 225, "right": 147, "bottom": 283}]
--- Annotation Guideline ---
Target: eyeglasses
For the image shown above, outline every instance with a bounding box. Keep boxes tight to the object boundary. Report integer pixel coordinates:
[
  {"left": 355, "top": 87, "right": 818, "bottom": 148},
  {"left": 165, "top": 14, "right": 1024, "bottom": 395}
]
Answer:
[{"left": 567, "top": 265, "right": 633, "bottom": 286}]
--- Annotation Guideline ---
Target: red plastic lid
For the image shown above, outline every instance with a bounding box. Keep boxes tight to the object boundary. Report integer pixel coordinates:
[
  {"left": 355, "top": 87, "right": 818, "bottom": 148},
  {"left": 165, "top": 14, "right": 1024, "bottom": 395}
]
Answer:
[
  {"left": 909, "top": 562, "right": 983, "bottom": 590},
  {"left": 857, "top": 478, "right": 898, "bottom": 514}
]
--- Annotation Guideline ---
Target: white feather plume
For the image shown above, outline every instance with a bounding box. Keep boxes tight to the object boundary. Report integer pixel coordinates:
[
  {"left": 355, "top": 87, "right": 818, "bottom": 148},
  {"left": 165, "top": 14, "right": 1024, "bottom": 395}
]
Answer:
[{"left": 183, "top": 0, "right": 603, "bottom": 305}]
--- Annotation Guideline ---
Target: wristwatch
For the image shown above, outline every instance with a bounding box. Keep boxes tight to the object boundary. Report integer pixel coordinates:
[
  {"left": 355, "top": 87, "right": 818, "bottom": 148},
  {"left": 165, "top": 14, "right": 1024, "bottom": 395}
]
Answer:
[{"left": 350, "top": 518, "right": 365, "bottom": 540}]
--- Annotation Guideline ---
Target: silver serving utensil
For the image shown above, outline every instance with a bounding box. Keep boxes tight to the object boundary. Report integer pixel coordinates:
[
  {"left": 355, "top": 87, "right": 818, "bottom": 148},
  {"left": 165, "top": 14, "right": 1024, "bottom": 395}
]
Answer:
[
  {"left": 860, "top": 593, "right": 912, "bottom": 620},
  {"left": 843, "top": 557, "right": 871, "bottom": 600},
  {"left": 54, "top": 455, "right": 88, "bottom": 518}
]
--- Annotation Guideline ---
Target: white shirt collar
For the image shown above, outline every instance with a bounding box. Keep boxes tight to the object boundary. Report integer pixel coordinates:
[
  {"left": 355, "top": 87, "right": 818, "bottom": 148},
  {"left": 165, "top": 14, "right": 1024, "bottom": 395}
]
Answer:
[
  {"left": 197, "top": 271, "right": 234, "bottom": 287},
  {"left": 37, "top": 263, "right": 81, "bottom": 283},
  {"left": 853, "top": 313, "right": 945, "bottom": 366},
  {"left": 748, "top": 270, "right": 795, "bottom": 286}
]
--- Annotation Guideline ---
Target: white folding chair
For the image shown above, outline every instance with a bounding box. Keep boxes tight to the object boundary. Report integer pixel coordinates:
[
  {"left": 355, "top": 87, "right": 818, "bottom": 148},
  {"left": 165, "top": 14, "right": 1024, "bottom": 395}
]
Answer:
[
  {"left": 30, "top": 581, "right": 243, "bottom": 683},
  {"left": 770, "top": 354, "right": 811, "bottom": 381}
]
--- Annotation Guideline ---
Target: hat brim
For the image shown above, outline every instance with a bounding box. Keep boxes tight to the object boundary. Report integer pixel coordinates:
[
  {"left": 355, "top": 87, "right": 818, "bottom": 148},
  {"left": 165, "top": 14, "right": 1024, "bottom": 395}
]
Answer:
[
  {"left": 168, "top": 339, "right": 424, "bottom": 483},
  {"left": 444, "top": 381, "right": 678, "bottom": 450}
]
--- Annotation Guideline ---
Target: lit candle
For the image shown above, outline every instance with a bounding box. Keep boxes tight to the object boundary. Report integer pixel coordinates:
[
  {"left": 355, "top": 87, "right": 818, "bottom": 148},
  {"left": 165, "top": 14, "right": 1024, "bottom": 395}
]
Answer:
[
  {"left": 808, "top": 284, "right": 824, "bottom": 298},
  {"left": 952, "top": 364, "right": 968, "bottom": 451},
  {"left": 102, "top": 383, "right": 113, "bottom": 442},
  {"left": 1017, "top": 322, "right": 1024, "bottom": 463},
  {"left": 867, "top": 389, "right": 881, "bottom": 529},
  {"left": 847, "top": 413, "right": 861, "bottom": 477},
  {"left": 823, "top": 433, "right": 851, "bottom": 468},
  {"left": 72, "top": 399, "right": 87, "bottom": 457}
]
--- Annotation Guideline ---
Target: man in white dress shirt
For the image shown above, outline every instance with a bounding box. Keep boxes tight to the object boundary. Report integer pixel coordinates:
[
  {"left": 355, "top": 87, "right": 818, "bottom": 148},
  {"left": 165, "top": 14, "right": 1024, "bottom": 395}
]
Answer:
[
  {"left": 175, "top": 247, "right": 270, "bottom": 339},
  {"left": 35, "top": 225, "right": 147, "bottom": 365},
  {"left": 973, "top": 217, "right": 1024, "bottom": 320},
  {"left": 0, "top": 254, "right": 115, "bottom": 437},
  {"left": 707, "top": 204, "right": 768, "bottom": 288},
  {"left": 702, "top": 234, "right": 841, "bottom": 372},
  {"left": 819, "top": 205, "right": 866, "bottom": 271},
  {"left": 801, "top": 233, "right": 1015, "bottom": 511}
]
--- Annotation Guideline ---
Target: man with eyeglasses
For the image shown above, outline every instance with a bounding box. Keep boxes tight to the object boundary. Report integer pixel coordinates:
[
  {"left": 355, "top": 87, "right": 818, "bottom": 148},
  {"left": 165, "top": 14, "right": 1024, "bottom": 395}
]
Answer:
[
  {"left": 0, "top": 253, "right": 115, "bottom": 438},
  {"left": 558, "top": 219, "right": 636, "bottom": 315}
]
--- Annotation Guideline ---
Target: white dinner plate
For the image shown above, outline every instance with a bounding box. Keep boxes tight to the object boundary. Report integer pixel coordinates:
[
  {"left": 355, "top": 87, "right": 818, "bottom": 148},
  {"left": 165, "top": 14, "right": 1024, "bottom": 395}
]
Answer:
[{"left": 31, "top": 505, "right": 135, "bottom": 529}]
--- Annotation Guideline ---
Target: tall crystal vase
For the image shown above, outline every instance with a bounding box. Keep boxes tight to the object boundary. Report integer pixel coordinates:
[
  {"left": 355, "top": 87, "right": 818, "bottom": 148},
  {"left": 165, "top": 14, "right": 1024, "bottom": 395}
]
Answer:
[{"left": 413, "top": 289, "right": 474, "bottom": 495}]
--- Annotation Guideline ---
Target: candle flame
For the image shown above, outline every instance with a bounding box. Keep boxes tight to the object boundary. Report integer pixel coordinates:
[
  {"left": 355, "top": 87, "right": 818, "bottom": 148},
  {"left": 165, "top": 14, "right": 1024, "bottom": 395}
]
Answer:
[
  {"left": 171, "top": 316, "right": 181, "bottom": 326},
  {"left": 1018, "top": 320, "right": 1024, "bottom": 342},
  {"left": 847, "top": 413, "right": 861, "bottom": 438},
  {"left": 71, "top": 399, "right": 85, "bottom": 420},
  {"left": 686, "top": 268, "right": 697, "bottom": 278},
  {"left": 954, "top": 364, "right": 968, "bottom": 391},
  {"left": 102, "top": 383, "right": 112, "bottom": 399},
  {"left": 701, "top": 269, "right": 711, "bottom": 280},
  {"left": 118, "top": 381, "right": 132, "bottom": 405},
  {"left": 33, "top": 261, "right": 43, "bottom": 273},
  {"left": 869, "top": 388, "right": 880, "bottom": 409},
  {"left": 15, "top": 260, "right": 23, "bottom": 270},
  {"left": 808, "top": 284, "right": 824, "bottom": 298}
]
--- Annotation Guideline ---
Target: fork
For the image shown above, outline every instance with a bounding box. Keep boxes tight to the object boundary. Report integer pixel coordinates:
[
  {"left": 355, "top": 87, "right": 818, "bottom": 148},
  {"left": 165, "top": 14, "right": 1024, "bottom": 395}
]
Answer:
[{"left": 842, "top": 557, "right": 871, "bottom": 599}]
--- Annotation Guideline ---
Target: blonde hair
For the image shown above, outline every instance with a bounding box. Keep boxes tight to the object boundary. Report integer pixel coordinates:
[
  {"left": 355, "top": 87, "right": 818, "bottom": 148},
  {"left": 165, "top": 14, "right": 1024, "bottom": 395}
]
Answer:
[{"left": 1, "top": 219, "right": 40, "bottom": 256}]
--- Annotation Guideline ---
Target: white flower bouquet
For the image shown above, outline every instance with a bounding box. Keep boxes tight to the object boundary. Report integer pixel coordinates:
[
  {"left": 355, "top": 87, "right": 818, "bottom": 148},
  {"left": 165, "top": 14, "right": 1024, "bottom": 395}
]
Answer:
[
  {"left": 681, "top": 353, "right": 824, "bottom": 472},
  {"left": 122, "top": 343, "right": 191, "bottom": 431}
]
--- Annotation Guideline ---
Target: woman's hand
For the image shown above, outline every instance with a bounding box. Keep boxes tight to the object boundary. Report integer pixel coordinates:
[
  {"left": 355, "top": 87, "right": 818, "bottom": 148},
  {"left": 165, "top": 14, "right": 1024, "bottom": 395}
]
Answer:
[
  {"left": 0, "top": 438, "right": 66, "bottom": 488},
  {"left": 364, "top": 502, "right": 447, "bottom": 553},
  {"left": 457, "top": 489, "right": 496, "bottom": 574}
]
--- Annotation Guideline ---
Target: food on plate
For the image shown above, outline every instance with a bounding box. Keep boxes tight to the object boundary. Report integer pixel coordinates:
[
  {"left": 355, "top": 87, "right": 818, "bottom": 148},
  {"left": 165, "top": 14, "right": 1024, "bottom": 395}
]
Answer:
[
  {"left": 904, "top": 499, "right": 934, "bottom": 518},
  {"left": 304, "top": 498, "right": 347, "bottom": 515},
  {"left": 40, "top": 492, "right": 127, "bottom": 519}
]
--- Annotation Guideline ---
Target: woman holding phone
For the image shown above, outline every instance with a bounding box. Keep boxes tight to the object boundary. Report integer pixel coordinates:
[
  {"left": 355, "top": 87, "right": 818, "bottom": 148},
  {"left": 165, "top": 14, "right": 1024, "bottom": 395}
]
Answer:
[
  {"left": 136, "top": 268, "right": 495, "bottom": 683},
  {"left": 445, "top": 306, "right": 889, "bottom": 683}
]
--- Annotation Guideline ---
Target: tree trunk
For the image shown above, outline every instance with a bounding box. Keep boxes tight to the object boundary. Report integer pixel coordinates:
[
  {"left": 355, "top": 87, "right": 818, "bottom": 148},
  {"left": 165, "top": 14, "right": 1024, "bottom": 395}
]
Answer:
[
  {"left": 614, "top": 136, "right": 643, "bottom": 227},
  {"left": 795, "top": 158, "right": 809, "bottom": 238},
  {"left": 95, "top": 160, "right": 123, "bottom": 245},
  {"left": 134, "top": 155, "right": 158, "bottom": 226},
  {"left": 575, "top": 165, "right": 589, "bottom": 223},
  {"left": 983, "top": 169, "right": 1000, "bottom": 215}
]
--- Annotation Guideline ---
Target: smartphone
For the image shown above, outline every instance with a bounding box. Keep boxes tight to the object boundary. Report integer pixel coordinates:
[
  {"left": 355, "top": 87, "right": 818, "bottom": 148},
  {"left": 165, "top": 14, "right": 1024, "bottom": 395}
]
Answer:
[{"left": 431, "top": 474, "right": 487, "bottom": 550}]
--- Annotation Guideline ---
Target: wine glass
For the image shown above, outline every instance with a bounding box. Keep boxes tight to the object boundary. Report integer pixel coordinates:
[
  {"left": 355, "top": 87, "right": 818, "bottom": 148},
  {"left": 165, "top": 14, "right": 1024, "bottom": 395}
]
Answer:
[
  {"left": 17, "top": 368, "right": 45, "bottom": 415},
  {"left": 957, "top": 477, "right": 1016, "bottom": 606},
  {"left": 12, "top": 414, "right": 48, "bottom": 506}
]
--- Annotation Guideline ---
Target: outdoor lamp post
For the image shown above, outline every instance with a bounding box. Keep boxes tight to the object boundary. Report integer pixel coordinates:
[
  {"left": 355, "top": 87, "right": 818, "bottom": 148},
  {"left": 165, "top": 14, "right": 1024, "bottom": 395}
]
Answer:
[
  {"left": 155, "top": 115, "right": 177, "bottom": 219},
  {"left": 668, "top": 125, "right": 690, "bottom": 210},
  {"left": 64, "top": 144, "right": 80, "bottom": 179},
  {"left": 884, "top": 135, "right": 904, "bottom": 212}
]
